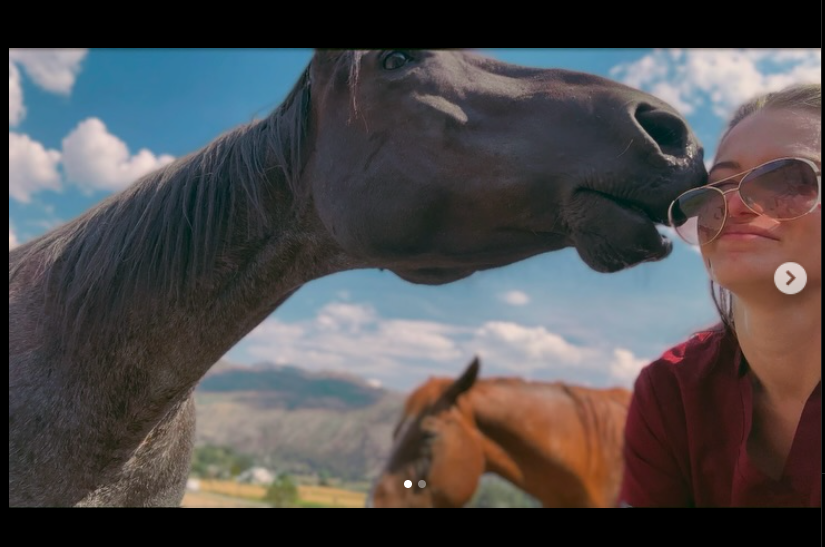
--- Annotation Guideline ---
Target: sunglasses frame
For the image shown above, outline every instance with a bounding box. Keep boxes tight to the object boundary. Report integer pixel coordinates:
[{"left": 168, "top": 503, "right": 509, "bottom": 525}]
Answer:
[{"left": 669, "top": 156, "right": 822, "bottom": 246}]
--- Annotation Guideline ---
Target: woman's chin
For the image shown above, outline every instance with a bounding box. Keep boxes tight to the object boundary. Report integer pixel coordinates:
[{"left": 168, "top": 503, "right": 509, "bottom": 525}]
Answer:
[{"left": 709, "top": 263, "right": 776, "bottom": 292}]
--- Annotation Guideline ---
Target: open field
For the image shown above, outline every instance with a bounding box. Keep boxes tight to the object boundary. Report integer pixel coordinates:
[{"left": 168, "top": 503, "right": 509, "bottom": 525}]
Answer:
[
  {"left": 298, "top": 485, "right": 366, "bottom": 508},
  {"left": 183, "top": 479, "right": 367, "bottom": 508},
  {"left": 182, "top": 491, "right": 272, "bottom": 508}
]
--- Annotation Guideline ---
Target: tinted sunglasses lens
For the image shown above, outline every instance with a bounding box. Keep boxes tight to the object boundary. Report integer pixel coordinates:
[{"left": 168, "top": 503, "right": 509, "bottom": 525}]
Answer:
[
  {"left": 741, "top": 159, "right": 820, "bottom": 219},
  {"left": 671, "top": 188, "right": 726, "bottom": 245}
]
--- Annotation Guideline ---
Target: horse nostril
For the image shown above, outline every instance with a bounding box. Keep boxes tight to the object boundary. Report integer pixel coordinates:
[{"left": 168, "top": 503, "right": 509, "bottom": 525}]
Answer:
[{"left": 634, "top": 104, "right": 690, "bottom": 158}]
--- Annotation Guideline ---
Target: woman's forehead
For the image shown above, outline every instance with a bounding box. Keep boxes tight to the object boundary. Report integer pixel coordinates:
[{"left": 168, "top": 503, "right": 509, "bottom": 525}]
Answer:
[{"left": 714, "top": 109, "right": 821, "bottom": 168}]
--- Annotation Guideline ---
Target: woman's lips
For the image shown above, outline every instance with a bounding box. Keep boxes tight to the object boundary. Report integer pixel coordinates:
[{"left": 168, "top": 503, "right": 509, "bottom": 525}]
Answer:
[{"left": 718, "top": 230, "right": 780, "bottom": 242}]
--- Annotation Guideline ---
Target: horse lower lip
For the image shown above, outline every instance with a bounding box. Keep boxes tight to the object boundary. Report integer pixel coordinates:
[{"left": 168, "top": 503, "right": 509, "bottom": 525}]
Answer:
[{"left": 571, "top": 199, "right": 673, "bottom": 273}]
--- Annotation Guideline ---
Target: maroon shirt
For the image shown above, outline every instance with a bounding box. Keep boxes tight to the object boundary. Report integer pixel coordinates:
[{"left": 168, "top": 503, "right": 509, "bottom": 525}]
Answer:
[{"left": 619, "top": 328, "right": 821, "bottom": 507}]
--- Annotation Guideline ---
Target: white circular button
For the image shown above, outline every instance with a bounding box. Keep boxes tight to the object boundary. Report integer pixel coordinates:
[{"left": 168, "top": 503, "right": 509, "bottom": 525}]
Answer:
[{"left": 775, "top": 263, "right": 807, "bottom": 295}]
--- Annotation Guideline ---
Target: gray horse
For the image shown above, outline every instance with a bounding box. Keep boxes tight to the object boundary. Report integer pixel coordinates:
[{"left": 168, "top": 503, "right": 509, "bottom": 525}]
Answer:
[{"left": 9, "top": 49, "right": 705, "bottom": 507}]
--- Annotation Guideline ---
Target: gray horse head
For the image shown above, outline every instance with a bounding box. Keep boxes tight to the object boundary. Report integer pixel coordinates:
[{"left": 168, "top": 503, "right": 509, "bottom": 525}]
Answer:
[{"left": 305, "top": 49, "right": 705, "bottom": 282}]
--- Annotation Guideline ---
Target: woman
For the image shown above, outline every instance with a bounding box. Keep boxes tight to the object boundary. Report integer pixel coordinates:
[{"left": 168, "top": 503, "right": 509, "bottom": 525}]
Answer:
[{"left": 619, "top": 83, "right": 821, "bottom": 507}]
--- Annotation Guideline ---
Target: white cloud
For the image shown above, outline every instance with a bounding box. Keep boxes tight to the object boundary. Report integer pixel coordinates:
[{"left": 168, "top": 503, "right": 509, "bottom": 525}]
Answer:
[
  {"left": 648, "top": 81, "right": 694, "bottom": 117},
  {"left": 316, "top": 302, "right": 377, "bottom": 332},
  {"left": 9, "top": 132, "right": 62, "bottom": 203},
  {"left": 499, "top": 290, "right": 531, "bottom": 306},
  {"left": 473, "top": 322, "right": 589, "bottom": 365},
  {"left": 248, "top": 306, "right": 465, "bottom": 374},
  {"left": 377, "top": 320, "right": 465, "bottom": 360},
  {"left": 611, "top": 49, "right": 821, "bottom": 121},
  {"left": 10, "top": 52, "right": 173, "bottom": 201},
  {"left": 609, "top": 348, "right": 650, "bottom": 386},
  {"left": 9, "top": 227, "right": 18, "bottom": 250},
  {"left": 8, "top": 49, "right": 88, "bottom": 95},
  {"left": 61, "top": 118, "right": 175, "bottom": 192},
  {"left": 9, "top": 49, "right": 88, "bottom": 127},
  {"left": 9, "top": 62, "right": 24, "bottom": 126},
  {"left": 242, "top": 301, "right": 651, "bottom": 389}
]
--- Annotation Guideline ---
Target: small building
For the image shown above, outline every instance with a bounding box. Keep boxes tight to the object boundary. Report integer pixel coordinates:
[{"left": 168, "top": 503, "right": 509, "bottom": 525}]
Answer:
[{"left": 236, "top": 467, "right": 276, "bottom": 486}]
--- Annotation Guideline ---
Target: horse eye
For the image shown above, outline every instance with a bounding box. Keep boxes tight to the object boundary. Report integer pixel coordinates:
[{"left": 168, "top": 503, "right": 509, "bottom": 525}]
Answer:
[{"left": 382, "top": 50, "right": 412, "bottom": 71}]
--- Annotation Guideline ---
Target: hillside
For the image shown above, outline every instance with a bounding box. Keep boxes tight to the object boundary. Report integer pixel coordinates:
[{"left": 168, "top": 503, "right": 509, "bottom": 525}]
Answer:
[{"left": 193, "top": 361, "right": 405, "bottom": 481}]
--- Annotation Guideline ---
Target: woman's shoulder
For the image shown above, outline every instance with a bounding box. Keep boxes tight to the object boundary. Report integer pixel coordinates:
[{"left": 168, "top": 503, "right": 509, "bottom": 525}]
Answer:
[{"left": 636, "top": 325, "right": 737, "bottom": 392}]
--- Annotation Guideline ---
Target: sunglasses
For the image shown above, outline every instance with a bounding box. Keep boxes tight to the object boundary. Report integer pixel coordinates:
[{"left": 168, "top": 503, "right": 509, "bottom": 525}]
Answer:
[{"left": 668, "top": 157, "right": 821, "bottom": 246}]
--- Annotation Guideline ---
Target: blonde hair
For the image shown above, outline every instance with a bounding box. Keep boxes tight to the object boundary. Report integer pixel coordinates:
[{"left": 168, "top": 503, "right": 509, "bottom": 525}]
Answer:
[{"left": 724, "top": 83, "right": 821, "bottom": 138}]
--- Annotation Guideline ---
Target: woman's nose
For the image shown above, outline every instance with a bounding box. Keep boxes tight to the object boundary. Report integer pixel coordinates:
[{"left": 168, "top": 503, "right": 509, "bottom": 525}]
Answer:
[{"left": 726, "top": 189, "right": 759, "bottom": 218}]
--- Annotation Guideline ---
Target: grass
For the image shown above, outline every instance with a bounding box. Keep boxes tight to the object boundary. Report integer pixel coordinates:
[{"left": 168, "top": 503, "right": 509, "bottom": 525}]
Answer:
[
  {"left": 297, "top": 485, "right": 366, "bottom": 508},
  {"left": 181, "top": 491, "right": 271, "bottom": 508},
  {"left": 196, "top": 479, "right": 267, "bottom": 500},
  {"left": 189, "top": 478, "right": 366, "bottom": 508}
]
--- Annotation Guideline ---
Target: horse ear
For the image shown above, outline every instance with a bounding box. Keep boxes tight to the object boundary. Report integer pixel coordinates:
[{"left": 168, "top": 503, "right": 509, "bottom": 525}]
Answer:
[{"left": 440, "top": 357, "right": 481, "bottom": 406}]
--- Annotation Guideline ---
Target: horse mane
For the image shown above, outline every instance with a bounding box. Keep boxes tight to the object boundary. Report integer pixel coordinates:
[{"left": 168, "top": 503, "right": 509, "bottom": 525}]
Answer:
[
  {"left": 408, "top": 374, "right": 630, "bottom": 415},
  {"left": 8, "top": 57, "right": 346, "bottom": 359}
]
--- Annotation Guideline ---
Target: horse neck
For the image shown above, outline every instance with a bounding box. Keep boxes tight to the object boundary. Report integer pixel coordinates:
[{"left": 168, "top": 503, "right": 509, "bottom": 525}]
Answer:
[
  {"left": 9, "top": 106, "right": 350, "bottom": 448},
  {"left": 465, "top": 380, "right": 629, "bottom": 507}
]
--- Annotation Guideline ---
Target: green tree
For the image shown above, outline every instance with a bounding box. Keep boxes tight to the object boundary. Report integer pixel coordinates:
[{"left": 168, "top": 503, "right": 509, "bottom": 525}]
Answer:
[
  {"left": 265, "top": 474, "right": 299, "bottom": 508},
  {"left": 190, "top": 445, "right": 255, "bottom": 479}
]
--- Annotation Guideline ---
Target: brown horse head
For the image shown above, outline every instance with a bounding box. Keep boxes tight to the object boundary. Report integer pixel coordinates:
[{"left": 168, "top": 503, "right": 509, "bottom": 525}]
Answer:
[
  {"left": 369, "top": 357, "right": 633, "bottom": 508},
  {"left": 305, "top": 49, "right": 706, "bottom": 281},
  {"left": 369, "top": 358, "right": 485, "bottom": 508}
]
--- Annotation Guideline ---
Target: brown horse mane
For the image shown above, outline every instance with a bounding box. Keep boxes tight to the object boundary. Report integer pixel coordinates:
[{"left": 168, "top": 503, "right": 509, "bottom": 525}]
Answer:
[
  {"left": 8, "top": 57, "right": 342, "bottom": 360},
  {"left": 409, "top": 374, "right": 631, "bottom": 406},
  {"left": 402, "top": 374, "right": 632, "bottom": 442}
]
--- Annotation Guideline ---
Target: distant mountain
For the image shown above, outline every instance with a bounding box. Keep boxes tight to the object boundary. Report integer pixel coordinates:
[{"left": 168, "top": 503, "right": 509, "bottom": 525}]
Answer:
[
  {"left": 193, "top": 361, "right": 405, "bottom": 481},
  {"left": 199, "top": 361, "right": 390, "bottom": 411}
]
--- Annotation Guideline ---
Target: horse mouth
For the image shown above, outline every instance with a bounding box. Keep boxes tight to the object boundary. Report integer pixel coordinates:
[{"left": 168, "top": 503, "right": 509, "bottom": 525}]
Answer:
[
  {"left": 391, "top": 211, "right": 673, "bottom": 284},
  {"left": 567, "top": 189, "right": 674, "bottom": 273},
  {"left": 389, "top": 189, "right": 675, "bottom": 284}
]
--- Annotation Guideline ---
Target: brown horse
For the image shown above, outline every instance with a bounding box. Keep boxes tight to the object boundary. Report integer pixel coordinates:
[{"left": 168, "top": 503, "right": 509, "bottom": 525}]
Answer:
[
  {"left": 9, "top": 49, "right": 703, "bottom": 507},
  {"left": 369, "top": 358, "right": 632, "bottom": 508}
]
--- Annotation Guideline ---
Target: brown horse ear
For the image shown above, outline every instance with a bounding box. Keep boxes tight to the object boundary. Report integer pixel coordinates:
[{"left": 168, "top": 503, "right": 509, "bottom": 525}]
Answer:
[{"left": 439, "top": 357, "right": 480, "bottom": 407}]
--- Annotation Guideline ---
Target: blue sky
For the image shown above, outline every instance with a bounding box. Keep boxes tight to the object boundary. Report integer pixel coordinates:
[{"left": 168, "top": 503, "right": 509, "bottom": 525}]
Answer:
[{"left": 9, "top": 48, "right": 821, "bottom": 392}]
